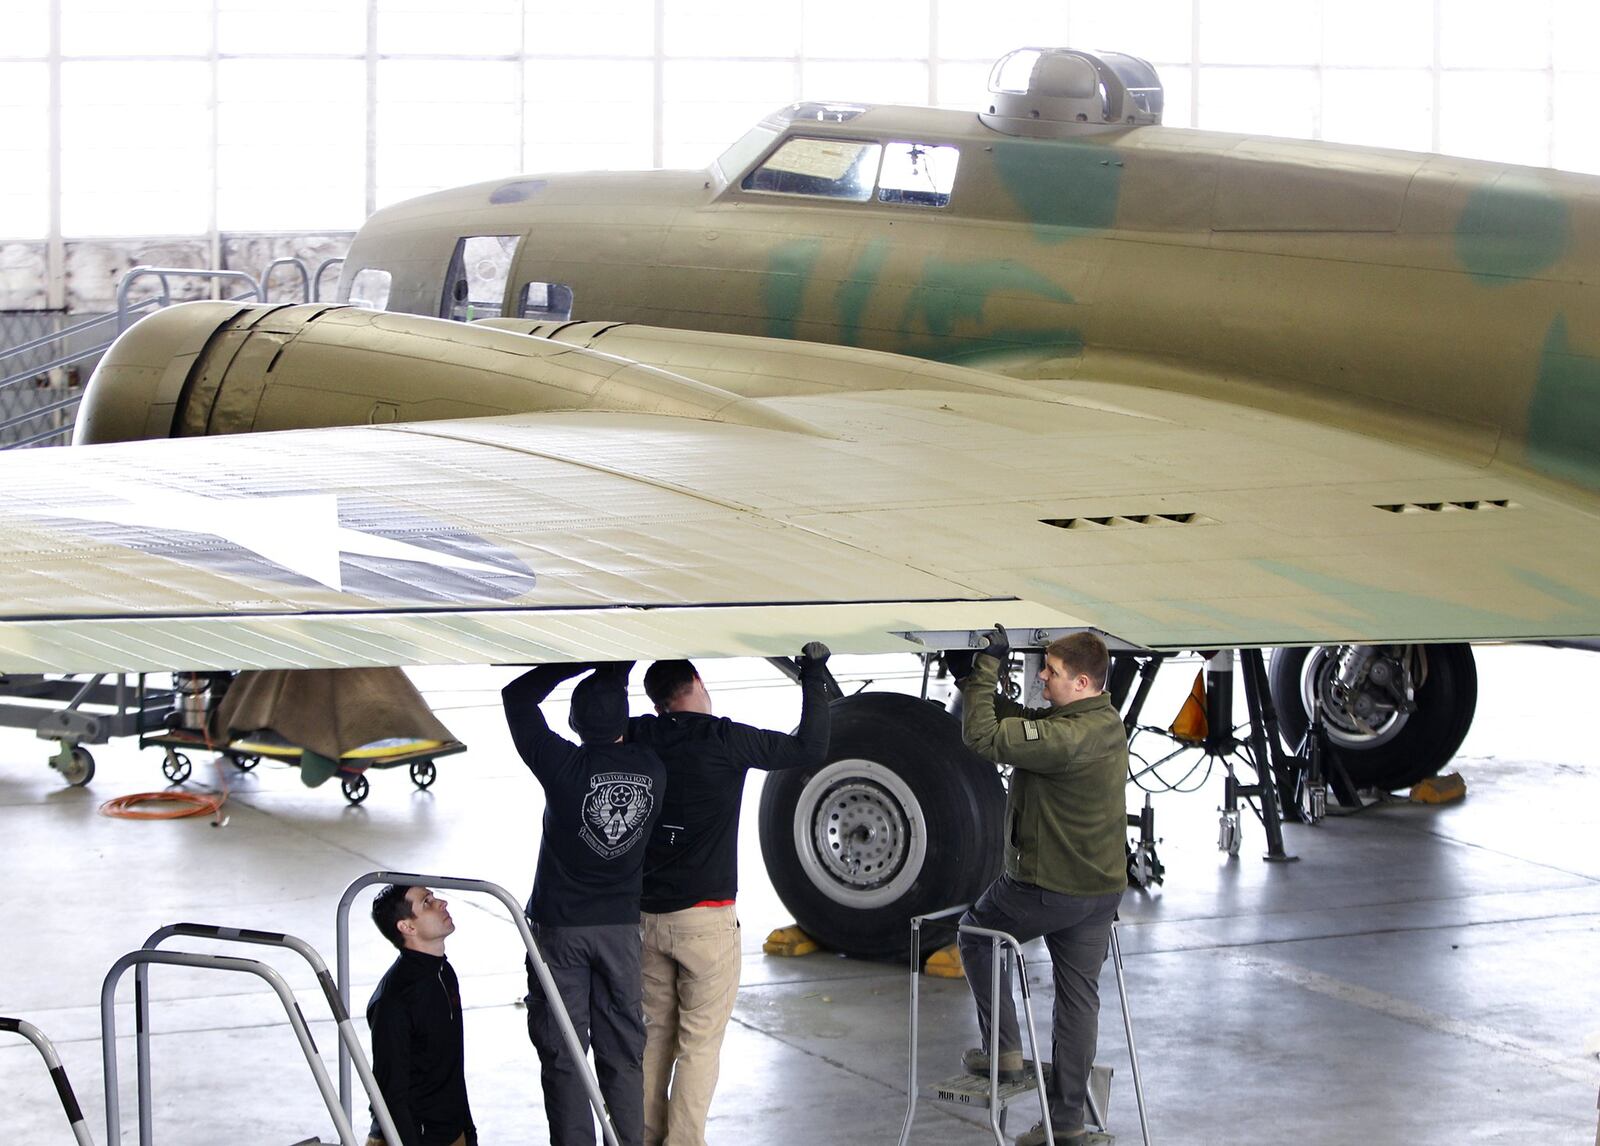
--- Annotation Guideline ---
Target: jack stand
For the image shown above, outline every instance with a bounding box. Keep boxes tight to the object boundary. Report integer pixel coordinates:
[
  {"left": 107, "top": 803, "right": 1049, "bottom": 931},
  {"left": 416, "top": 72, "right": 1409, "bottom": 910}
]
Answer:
[
  {"left": 1127, "top": 795, "right": 1164, "bottom": 888},
  {"left": 1217, "top": 804, "right": 1242, "bottom": 857},
  {"left": 1206, "top": 650, "right": 1297, "bottom": 863},
  {"left": 1293, "top": 708, "right": 1365, "bottom": 811}
]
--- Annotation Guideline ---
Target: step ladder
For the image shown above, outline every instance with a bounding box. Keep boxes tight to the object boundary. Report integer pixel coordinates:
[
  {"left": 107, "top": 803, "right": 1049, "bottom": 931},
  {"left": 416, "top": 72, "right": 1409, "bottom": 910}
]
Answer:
[
  {"left": 334, "top": 870, "right": 623, "bottom": 1146},
  {"left": 121, "top": 922, "right": 404, "bottom": 1145},
  {"left": 101, "top": 945, "right": 369, "bottom": 1144},
  {"left": 898, "top": 906, "right": 1152, "bottom": 1146},
  {"left": 1, "top": 1016, "right": 95, "bottom": 1144}
]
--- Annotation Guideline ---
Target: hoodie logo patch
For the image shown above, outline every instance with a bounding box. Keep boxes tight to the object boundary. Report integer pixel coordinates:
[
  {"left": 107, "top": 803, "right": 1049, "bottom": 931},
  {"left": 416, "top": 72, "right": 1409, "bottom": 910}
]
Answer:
[
  {"left": 581, "top": 772, "right": 655, "bottom": 859},
  {"left": 1022, "top": 720, "right": 1041, "bottom": 742}
]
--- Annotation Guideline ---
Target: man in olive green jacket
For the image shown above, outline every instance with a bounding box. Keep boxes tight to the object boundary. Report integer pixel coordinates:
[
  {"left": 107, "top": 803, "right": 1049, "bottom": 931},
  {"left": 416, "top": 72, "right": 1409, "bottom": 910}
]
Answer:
[{"left": 958, "top": 627, "right": 1128, "bottom": 1146}]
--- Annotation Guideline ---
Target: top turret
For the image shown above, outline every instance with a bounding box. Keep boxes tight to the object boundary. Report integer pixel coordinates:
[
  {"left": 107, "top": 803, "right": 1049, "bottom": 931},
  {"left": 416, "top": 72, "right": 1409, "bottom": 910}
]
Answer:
[{"left": 980, "top": 47, "right": 1163, "bottom": 137}]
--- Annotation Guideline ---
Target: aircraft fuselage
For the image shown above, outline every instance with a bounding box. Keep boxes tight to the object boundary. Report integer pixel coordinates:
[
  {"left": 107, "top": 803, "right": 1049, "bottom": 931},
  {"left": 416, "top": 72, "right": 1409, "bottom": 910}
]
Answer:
[{"left": 340, "top": 101, "right": 1600, "bottom": 495}]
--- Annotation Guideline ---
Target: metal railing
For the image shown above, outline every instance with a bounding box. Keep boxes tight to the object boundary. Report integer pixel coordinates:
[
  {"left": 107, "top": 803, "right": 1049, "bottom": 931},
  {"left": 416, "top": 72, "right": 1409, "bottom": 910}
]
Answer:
[
  {"left": 101, "top": 948, "right": 360, "bottom": 1145},
  {"left": 0, "top": 1017, "right": 95, "bottom": 1145},
  {"left": 898, "top": 909, "right": 1152, "bottom": 1146},
  {"left": 1, "top": 257, "right": 346, "bottom": 449},
  {"left": 134, "top": 922, "right": 400, "bottom": 1146},
  {"left": 312, "top": 257, "right": 345, "bottom": 302},
  {"left": 114, "top": 266, "right": 264, "bottom": 331},
  {"left": 262, "top": 256, "right": 311, "bottom": 303}
]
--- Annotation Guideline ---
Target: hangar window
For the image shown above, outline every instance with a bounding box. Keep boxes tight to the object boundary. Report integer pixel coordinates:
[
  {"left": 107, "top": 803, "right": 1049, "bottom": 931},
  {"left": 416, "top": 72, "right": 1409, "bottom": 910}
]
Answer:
[
  {"left": 742, "top": 137, "right": 881, "bottom": 201},
  {"left": 344, "top": 268, "right": 392, "bottom": 310},
  {"left": 441, "top": 234, "right": 522, "bottom": 321},
  {"left": 877, "top": 142, "right": 959, "bottom": 207},
  {"left": 518, "top": 281, "right": 574, "bottom": 321}
]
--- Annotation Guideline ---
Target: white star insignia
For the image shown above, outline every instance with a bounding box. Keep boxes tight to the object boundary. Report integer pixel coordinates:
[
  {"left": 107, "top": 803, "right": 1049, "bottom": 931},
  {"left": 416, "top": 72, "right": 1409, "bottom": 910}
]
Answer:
[{"left": 34, "top": 482, "right": 513, "bottom": 594}]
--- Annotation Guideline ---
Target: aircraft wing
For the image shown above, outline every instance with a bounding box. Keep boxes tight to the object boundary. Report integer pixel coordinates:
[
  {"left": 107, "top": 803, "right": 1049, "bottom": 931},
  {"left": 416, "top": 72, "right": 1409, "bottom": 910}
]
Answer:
[{"left": 3, "top": 374, "right": 1599, "bottom": 672}]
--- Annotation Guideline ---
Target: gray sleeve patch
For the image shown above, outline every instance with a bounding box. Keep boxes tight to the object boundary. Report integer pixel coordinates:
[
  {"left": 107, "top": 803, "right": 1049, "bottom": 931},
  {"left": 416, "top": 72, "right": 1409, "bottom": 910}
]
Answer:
[{"left": 1022, "top": 719, "right": 1040, "bottom": 742}]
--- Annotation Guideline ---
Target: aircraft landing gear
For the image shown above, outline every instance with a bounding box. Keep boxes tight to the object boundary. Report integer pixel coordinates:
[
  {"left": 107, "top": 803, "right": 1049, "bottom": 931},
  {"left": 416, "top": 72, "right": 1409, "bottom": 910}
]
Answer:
[{"left": 1268, "top": 643, "right": 1477, "bottom": 794}]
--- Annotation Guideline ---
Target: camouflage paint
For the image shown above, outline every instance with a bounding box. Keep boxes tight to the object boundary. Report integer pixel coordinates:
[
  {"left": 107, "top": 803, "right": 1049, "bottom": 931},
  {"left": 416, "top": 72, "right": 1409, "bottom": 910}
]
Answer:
[
  {"left": 833, "top": 238, "right": 890, "bottom": 346},
  {"left": 1021, "top": 576, "right": 1161, "bottom": 636},
  {"left": 1454, "top": 175, "right": 1570, "bottom": 284},
  {"left": 1526, "top": 315, "right": 1600, "bottom": 490},
  {"left": 1169, "top": 598, "right": 1318, "bottom": 644},
  {"left": 992, "top": 138, "right": 1123, "bottom": 237},
  {"left": 1510, "top": 567, "right": 1600, "bottom": 616},
  {"left": 1256, "top": 559, "right": 1525, "bottom": 634},
  {"left": 900, "top": 258, "right": 1075, "bottom": 339},
  {"left": 763, "top": 238, "right": 826, "bottom": 340},
  {"left": 907, "top": 328, "right": 1085, "bottom": 365}
]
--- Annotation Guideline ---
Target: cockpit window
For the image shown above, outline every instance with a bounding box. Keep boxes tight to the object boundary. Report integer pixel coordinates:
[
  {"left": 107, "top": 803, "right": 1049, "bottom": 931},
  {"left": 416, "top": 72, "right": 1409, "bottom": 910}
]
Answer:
[
  {"left": 741, "top": 138, "right": 881, "bottom": 201},
  {"left": 441, "top": 234, "right": 520, "bottom": 322},
  {"left": 715, "top": 124, "right": 779, "bottom": 185},
  {"left": 876, "top": 142, "right": 959, "bottom": 208}
]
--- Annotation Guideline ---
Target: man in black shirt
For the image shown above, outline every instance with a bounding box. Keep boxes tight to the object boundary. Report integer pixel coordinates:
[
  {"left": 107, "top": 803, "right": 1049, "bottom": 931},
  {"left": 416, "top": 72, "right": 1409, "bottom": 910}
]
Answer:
[
  {"left": 504, "top": 661, "right": 666, "bottom": 1146},
  {"left": 366, "top": 883, "right": 477, "bottom": 1146},
  {"left": 628, "top": 644, "right": 832, "bottom": 1146}
]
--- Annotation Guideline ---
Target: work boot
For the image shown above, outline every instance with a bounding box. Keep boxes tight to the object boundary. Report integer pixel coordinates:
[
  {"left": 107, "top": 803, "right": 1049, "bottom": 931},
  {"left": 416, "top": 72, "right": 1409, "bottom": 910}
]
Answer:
[
  {"left": 1015, "top": 1123, "right": 1088, "bottom": 1146},
  {"left": 961, "top": 1045, "right": 1025, "bottom": 1083}
]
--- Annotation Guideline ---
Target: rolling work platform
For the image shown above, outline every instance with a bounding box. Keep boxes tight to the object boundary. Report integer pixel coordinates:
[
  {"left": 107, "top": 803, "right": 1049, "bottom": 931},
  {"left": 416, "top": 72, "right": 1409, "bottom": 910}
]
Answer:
[
  {"left": 899, "top": 907, "right": 1151, "bottom": 1146},
  {"left": 0, "top": 673, "right": 172, "bottom": 786}
]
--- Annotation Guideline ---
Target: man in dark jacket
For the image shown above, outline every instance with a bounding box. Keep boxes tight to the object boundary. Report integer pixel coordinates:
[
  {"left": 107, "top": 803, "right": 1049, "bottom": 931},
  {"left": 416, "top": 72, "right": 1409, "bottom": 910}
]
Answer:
[
  {"left": 628, "top": 643, "right": 832, "bottom": 1146},
  {"left": 366, "top": 883, "right": 477, "bottom": 1146},
  {"left": 504, "top": 661, "right": 666, "bottom": 1146},
  {"left": 959, "top": 627, "right": 1128, "bottom": 1146}
]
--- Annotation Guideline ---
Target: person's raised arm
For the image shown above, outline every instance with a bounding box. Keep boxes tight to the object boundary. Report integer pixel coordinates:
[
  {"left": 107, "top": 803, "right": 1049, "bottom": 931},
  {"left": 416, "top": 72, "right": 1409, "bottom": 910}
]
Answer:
[
  {"left": 739, "top": 641, "right": 834, "bottom": 771},
  {"left": 501, "top": 663, "right": 588, "bottom": 768}
]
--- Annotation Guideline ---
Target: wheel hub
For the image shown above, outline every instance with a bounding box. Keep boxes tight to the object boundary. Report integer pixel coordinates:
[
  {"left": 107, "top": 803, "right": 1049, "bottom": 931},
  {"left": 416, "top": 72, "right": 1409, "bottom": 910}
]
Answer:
[
  {"left": 791, "top": 757, "right": 929, "bottom": 909},
  {"left": 1302, "top": 644, "right": 1417, "bottom": 749},
  {"left": 813, "top": 782, "right": 905, "bottom": 888}
]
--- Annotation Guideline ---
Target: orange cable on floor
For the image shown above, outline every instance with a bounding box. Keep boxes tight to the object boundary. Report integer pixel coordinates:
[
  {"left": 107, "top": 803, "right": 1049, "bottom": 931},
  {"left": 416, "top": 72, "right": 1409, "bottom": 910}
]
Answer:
[
  {"left": 98, "top": 789, "right": 227, "bottom": 820},
  {"left": 100, "top": 745, "right": 232, "bottom": 823}
]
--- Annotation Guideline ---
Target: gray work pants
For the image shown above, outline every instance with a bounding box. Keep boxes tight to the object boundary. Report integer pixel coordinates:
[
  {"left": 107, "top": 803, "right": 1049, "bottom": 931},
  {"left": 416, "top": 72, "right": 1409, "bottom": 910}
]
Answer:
[
  {"left": 525, "top": 921, "right": 646, "bottom": 1146},
  {"left": 959, "top": 874, "right": 1122, "bottom": 1135}
]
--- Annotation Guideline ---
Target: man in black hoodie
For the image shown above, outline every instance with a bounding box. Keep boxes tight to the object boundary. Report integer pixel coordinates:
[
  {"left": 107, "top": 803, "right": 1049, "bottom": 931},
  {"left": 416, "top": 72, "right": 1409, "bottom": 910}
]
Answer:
[
  {"left": 504, "top": 661, "right": 666, "bottom": 1146},
  {"left": 366, "top": 883, "right": 476, "bottom": 1146},
  {"left": 628, "top": 643, "right": 832, "bottom": 1146}
]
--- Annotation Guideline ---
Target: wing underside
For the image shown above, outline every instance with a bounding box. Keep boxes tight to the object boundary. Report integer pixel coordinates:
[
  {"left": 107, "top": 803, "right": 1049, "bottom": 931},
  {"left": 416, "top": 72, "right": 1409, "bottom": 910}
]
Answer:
[{"left": 3, "top": 370, "right": 1598, "bottom": 672}]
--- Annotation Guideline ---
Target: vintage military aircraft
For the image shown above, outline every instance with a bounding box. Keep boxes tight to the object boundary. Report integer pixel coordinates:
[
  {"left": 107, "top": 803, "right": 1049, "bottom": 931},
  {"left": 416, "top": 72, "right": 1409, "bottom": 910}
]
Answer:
[{"left": 5, "top": 48, "right": 1599, "bottom": 955}]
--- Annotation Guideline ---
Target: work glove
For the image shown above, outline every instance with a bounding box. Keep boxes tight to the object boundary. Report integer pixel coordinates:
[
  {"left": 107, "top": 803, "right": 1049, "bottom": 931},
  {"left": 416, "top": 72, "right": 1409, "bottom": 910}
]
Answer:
[
  {"left": 798, "top": 641, "right": 831, "bottom": 677},
  {"left": 942, "top": 649, "right": 977, "bottom": 681},
  {"left": 976, "top": 623, "right": 1010, "bottom": 664}
]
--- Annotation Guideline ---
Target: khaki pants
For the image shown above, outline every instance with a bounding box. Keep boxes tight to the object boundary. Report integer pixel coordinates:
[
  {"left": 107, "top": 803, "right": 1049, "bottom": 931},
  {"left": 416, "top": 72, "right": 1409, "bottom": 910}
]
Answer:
[{"left": 640, "top": 905, "right": 741, "bottom": 1146}]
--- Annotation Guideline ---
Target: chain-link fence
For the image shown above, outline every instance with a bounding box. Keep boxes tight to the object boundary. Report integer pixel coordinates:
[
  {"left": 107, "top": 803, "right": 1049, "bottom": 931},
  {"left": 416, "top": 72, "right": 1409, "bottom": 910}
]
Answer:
[{"left": 0, "top": 310, "right": 88, "bottom": 448}]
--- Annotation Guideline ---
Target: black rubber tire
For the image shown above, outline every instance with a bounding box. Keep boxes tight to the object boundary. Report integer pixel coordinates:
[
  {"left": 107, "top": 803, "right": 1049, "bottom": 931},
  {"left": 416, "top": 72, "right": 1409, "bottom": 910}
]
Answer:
[
  {"left": 62, "top": 746, "right": 95, "bottom": 787},
  {"left": 341, "top": 772, "right": 370, "bottom": 805},
  {"left": 162, "top": 750, "right": 192, "bottom": 785},
  {"left": 1268, "top": 644, "right": 1477, "bottom": 791},
  {"left": 410, "top": 760, "right": 437, "bottom": 789},
  {"left": 758, "top": 692, "right": 1005, "bottom": 961}
]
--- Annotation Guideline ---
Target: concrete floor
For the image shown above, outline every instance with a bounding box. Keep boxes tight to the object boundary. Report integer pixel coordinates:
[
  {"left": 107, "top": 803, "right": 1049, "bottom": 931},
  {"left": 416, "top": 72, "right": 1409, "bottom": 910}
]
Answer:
[{"left": 2, "top": 647, "right": 1597, "bottom": 1145}]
